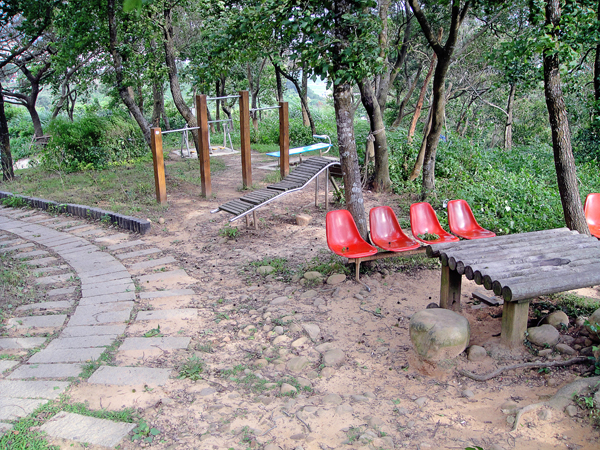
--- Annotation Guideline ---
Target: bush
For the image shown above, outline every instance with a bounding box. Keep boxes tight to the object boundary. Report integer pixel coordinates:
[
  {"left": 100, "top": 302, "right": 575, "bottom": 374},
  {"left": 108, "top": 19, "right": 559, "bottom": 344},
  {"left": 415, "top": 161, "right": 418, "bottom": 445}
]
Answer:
[{"left": 40, "top": 113, "right": 148, "bottom": 172}]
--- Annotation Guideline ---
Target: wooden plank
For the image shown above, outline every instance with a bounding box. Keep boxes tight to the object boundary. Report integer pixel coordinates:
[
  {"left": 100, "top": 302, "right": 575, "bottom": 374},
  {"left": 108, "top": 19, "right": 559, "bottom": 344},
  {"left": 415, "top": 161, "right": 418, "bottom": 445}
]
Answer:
[
  {"left": 240, "top": 90, "right": 252, "bottom": 188},
  {"left": 196, "top": 94, "right": 212, "bottom": 197},
  {"left": 501, "top": 268, "right": 600, "bottom": 302},
  {"left": 440, "top": 265, "right": 462, "bottom": 311},
  {"left": 472, "top": 291, "right": 503, "bottom": 306},
  {"left": 150, "top": 127, "right": 167, "bottom": 205},
  {"left": 501, "top": 301, "right": 530, "bottom": 348},
  {"left": 474, "top": 257, "right": 571, "bottom": 285},
  {"left": 427, "top": 228, "right": 572, "bottom": 257},
  {"left": 279, "top": 101, "right": 289, "bottom": 179}
]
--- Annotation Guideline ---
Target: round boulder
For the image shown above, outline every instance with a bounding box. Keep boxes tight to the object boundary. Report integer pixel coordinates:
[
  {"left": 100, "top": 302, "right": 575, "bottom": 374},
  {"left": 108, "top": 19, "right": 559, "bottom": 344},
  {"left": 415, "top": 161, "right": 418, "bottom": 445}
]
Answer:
[
  {"left": 527, "top": 324, "right": 559, "bottom": 347},
  {"left": 585, "top": 308, "right": 600, "bottom": 342},
  {"left": 544, "top": 311, "right": 569, "bottom": 330},
  {"left": 409, "top": 309, "right": 470, "bottom": 362}
]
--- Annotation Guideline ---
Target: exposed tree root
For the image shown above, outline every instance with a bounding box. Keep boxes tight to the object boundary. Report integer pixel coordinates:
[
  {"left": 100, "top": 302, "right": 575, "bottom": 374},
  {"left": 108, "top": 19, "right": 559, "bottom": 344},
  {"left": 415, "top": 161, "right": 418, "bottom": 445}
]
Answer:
[
  {"left": 458, "top": 356, "right": 590, "bottom": 381},
  {"left": 511, "top": 376, "right": 600, "bottom": 431}
]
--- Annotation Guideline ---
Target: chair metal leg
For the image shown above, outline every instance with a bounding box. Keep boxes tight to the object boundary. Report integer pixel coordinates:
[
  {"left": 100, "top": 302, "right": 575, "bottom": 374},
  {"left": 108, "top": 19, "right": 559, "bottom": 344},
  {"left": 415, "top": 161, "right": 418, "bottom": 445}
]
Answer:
[
  {"left": 253, "top": 211, "right": 258, "bottom": 230},
  {"left": 315, "top": 174, "right": 319, "bottom": 207},
  {"left": 325, "top": 168, "right": 329, "bottom": 211}
]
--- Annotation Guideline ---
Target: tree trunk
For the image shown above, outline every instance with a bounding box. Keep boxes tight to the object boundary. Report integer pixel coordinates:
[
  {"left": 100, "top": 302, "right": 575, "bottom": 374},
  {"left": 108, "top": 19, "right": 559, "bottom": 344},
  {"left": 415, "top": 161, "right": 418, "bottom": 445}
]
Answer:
[
  {"left": 275, "top": 63, "right": 283, "bottom": 102},
  {"left": 543, "top": 0, "right": 589, "bottom": 235},
  {"left": 391, "top": 65, "right": 422, "bottom": 129},
  {"left": 408, "top": 99, "right": 433, "bottom": 181},
  {"left": 0, "top": 85, "right": 13, "bottom": 180},
  {"left": 408, "top": 48, "right": 437, "bottom": 144},
  {"left": 334, "top": 82, "right": 368, "bottom": 238},
  {"left": 358, "top": 78, "right": 391, "bottom": 192},
  {"left": 504, "top": 82, "right": 516, "bottom": 150},
  {"left": 301, "top": 71, "right": 310, "bottom": 126},
  {"left": 107, "top": 0, "right": 151, "bottom": 146},
  {"left": 162, "top": 6, "right": 198, "bottom": 151},
  {"left": 273, "top": 62, "right": 316, "bottom": 134},
  {"left": 595, "top": 0, "right": 600, "bottom": 108},
  {"left": 152, "top": 81, "right": 162, "bottom": 127}
]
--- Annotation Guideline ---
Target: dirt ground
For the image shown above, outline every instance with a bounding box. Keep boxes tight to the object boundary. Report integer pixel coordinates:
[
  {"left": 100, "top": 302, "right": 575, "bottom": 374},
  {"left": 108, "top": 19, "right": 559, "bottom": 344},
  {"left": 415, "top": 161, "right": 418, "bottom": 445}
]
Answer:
[{"left": 21, "top": 149, "right": 600, "bottom": 449}]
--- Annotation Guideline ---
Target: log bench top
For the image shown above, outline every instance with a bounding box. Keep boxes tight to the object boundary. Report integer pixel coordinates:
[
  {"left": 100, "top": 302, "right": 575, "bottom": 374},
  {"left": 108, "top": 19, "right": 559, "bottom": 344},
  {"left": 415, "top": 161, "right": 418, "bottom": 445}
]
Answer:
[{"left": 426, "top": 227, "right": 600, "bottom": 347}]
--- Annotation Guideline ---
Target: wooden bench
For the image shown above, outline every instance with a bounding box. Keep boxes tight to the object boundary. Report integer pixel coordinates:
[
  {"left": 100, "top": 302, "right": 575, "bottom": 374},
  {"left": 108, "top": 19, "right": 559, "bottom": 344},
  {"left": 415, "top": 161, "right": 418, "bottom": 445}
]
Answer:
[{"left": 427, "top": 228, "right": 600, "bottom": 347}]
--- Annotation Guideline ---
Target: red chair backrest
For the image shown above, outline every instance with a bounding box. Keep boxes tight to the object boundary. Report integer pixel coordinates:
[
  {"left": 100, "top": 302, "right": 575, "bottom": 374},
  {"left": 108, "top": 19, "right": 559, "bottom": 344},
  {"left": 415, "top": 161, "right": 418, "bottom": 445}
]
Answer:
[
  {"left": 447, "top": 199, "right": 481, "bottom": 234},
  {"left": 326, "top": 210, "right": 365, "bottom": 254},
  {"left": 370, "top": 206, "right": 410, "bottom": 246},
  {"left": 584, "top": 193, "right": 600, "bottom": 227},
  {"left": 409, "top": 202, "right": 448, "bottom": 237}
]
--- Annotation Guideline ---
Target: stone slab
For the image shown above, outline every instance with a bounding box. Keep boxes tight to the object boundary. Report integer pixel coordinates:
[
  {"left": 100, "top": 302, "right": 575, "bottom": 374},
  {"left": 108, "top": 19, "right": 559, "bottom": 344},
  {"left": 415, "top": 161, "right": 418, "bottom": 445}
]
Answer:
[
  {"left": 79, "top": 271, "right": 131, "bottom": 284},
  {"left": 35, "top": 274, "right": 73, "bottom": 285},
  {"left": 59, "top": 245, "right": 99, "bottom": 256},
  {"left": 0, "top": 398, "right": 47, "bottom": 420},
  {"left": 40, "top": 236, "right": 84, "bottom": 247},
  {"left": 40, "top": 411, "right": 136, "bottom": 448},
  {"left": 68, "top": 308, "right": 132, "bottom": 326},
  {"left": 88, "top": 366, "right": 171, "bottom": 386},
  {"left": 7, "top": 315, "right": 67, "bottom": 330},
  {"left": 116, "top": 248, "right": 161, "bottom": 260},
  {"left": 47, "top": 286, "right": 77, "bottom": 297},
  {"left": 0, "top": 243, "right": 34, "bottom": 253},
  {"left": 28, "top": 347, "right": 105, "bottom": 364},
  {"left": 46, "top": 220, "right": 81, "bottom": 229},
  {"left": 119, "top": 337, "right": 191, "bottom": 351},
  {"left": 18, "top": 250, "right": 50, "bottom": 259},
  {"left": 24, "top": 256, "right": 58, "bottom": 266},
  {"left": 95, "top": 233, "right": 128, "bottom": 244},
  {"left": 137, "top": 269, "right": 194, "bottom": 285},
  {"left": 136, "top": 309, "right": 197, "bottom": 321},
  {"left": 45, "top": 335, "right": 117, "bottom": 350},
  {"left": 0, "top": 337, "right": 47, "bottom": 349},
  {"left": 0, "top": 380, "right": 69, "bottom": 399},
  {"left": 34, "top": 265, "right": 70, "bottom": 275},
  {"left": 0, "top": 238, "right": 23, "bottom": 247},
  {"left": 0, "top": 360, "right": 18, "bottom": 373},
  {"left": 81, "top": 282, "right": 134, "bottom": 297},
  {"left": 107, "top": 239, "right": 145, "bottom": 251},
  {"left": 75, "top": 264, "right": 126, "bottom": 278},
  {"left": 78, "top": 291, "right": 136, "bottom": 306},
  {"left": 16, "top": 301, "right": 74, "bottom": 312},
  {"left": 8, "top": 363, "right": 83, "bottom": 379},
  {"left": 127, "top": 256, "right": 177, "bottom": 271},
  {"left": 64, "top": 224, "right": 94, "bottom": 232},
  {"left": 73, "top": 228, "right": 105, "bottom": 237},
  {"left": 50, "top": 241, "right": 92, "bottom": 253},
  {"left": 60, "top": 325, "right": 126, "bottom": 337},
  {"left": 139, "top": 289, "right": 195, "bottom": 299}
]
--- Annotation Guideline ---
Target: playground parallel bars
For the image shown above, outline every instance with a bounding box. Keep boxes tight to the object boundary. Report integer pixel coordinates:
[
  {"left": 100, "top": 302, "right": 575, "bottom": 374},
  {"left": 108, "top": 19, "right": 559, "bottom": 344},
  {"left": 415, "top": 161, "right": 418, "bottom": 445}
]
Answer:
[
  {"left": 239, "top": 90, "right": 252, "bottom": 189},
  {"left": 196, "top": 94, "right": 212, "bottom": 197},
  {"left": 279, "top": 101, "right": 290, "bottom": 179},
  {"left": 150, "top": 128, "right": 167, "bottom": 205}
]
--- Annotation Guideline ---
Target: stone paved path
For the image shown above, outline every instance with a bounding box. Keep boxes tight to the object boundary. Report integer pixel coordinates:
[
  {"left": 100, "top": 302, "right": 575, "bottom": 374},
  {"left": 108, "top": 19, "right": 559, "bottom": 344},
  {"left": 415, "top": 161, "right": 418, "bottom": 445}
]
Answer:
[{"left": 0, "top": 206, "right": 195, "bottom": 448}]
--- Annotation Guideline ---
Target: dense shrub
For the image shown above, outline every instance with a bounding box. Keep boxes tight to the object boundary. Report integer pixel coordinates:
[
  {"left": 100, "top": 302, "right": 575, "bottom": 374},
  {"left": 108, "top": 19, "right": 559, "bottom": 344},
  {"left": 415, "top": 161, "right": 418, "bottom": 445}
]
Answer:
[
  {"left": 6, "top": 105, "right": 51, "bottom": 160},
  {"left": 40, "top": 113, "right": 148, "bottom": 172}
]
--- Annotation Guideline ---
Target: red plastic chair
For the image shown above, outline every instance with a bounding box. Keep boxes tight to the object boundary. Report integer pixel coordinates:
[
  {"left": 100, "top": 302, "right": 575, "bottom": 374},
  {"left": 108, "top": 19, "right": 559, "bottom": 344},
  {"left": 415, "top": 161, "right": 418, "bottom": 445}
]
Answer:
[
  {"left": 447, "top": 199, "right": 496, "bottom": 240},
  {"left": 369, "top": 206, "right": 421, "bottom": 252},
  {"left": 409, "top": 202, "right": 460, "bottom": 244},
  {"left": 326, "top": 210, "right": 378, "bottom": 258},
  {"left": 584, "top": 193, "right": 600, "bottom": 238}
]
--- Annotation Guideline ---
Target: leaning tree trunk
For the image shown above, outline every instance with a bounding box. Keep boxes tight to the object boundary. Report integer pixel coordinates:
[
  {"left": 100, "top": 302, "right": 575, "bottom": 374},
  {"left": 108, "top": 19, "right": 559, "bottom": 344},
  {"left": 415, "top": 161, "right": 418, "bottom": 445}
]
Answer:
[
  {"left": 595, "top": 0, "right": 600, "bottom": 107},
  {"left": 0, "top": 86, "right": 14, "bottom": 180},
  {"left": 408, "top": 45, "right": 437, "bottom": 144},
  {"left": 107, "top": 0, "right": 151, "bottom": 146},
  {"left": 152, "top": 81, "right": 162, "bottom": 127},
  {"left": 334, "top": 82, "right": 368, "bottom": 238},
  {"left": 504, "top": 82, "right": 516, "bottom": 150},
  {"left": 543, "top": 0, "right": 589, "bottom": 235},
  {"left": 408, "top": 100, "right": 433, "bottom": 181},
  {"left": 358, "top": 78, "right": 391, "bottom": 192},
  {"left": 301, "top": 71, "right": 310, "bottom": 127}
]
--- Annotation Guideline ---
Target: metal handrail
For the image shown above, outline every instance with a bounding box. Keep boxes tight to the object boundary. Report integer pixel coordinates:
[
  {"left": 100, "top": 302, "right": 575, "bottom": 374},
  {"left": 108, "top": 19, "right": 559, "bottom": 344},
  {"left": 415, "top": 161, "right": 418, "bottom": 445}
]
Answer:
[
  {"left": 250, "top": 106, "right": 280, "bottom": 112},
  {"left": 161, "top": 126, "right": 200, "bottom": 135},
  {"left": 207, "top": 95, "right": 240, "bottom": 101}
]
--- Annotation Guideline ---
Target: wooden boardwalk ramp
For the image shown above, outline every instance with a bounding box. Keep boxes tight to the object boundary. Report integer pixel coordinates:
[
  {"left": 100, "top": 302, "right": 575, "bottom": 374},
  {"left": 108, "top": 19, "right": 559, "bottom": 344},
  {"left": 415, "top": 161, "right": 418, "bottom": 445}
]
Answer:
[{"left": 211, "top": 157, "right": 341, "bottom": 227}]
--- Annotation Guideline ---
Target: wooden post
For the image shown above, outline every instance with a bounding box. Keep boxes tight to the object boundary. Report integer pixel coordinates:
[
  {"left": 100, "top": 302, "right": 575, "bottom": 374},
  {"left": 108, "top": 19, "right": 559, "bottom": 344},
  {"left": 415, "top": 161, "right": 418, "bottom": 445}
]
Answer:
[
  {"left": 195, "top": 94, "right": 211, "bottom": 197},
  {"left": 279, "top": 101, "right": 289, "bottom": 179},
  {"left": 150, "top": 127, "right": 167, "bottom": 205},
  {"left": 501, "top": 300, "right": 530, "bottom": 348},
  {"left": 239, "top": 90, "right": 252, "bottom": 188},
  {"left": 440, "top": 264, "right": 462, "bottom": 311}
]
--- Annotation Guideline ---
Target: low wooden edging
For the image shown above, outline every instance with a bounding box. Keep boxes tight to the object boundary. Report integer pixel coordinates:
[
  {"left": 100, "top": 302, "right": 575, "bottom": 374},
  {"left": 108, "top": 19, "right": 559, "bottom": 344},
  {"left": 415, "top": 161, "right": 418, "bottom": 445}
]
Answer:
[{"left": 0, "top": 190, "right": 151, "bottom": 234}]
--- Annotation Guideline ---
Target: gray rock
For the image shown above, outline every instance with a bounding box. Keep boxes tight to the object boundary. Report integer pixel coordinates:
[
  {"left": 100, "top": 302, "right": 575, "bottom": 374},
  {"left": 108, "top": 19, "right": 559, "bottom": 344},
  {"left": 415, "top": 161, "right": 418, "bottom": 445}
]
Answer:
[
  {"left": 327, "top": 274, "right": 346, "bottom": 285},
  {"left": 323, "top": 349, "right": 345, "bottom": 367},
  {"left": 302, "top": 323, "right": 320, "bottom": 340},
  {"left": 527, "top": 324, "right": 560, "bottom": 347},
  {"left": 303, "top": 271, "right": 322, "bottom": 281},
  {"left": 296, "top": 214, "right": 312, "bottom": 226},
  {"left": 336, "top": 404, "right": 354, "bottom": 414},
  {"left": 565, "top": 405, "right": 579, "bottom": 417},
  {"left": 274, "top": 326, "right": 284, "bottom": 335},
  {"left": 538, "top": 409, "right": 552, "bottom": 421},
  {"left": 300, "top": 290, "right": 318, "bottom": 299},
  {"left": 351, "top": 395, "right": 370, "bottom": 403},
  {"left": 409, "top": 309, "right": 470, "bottom": 361},
  {"left": 320, "top": 367, "right": 335, "bottom": 377},
  {"left": 462, "top": 390, "right": 474, "bottom": 398},
  {"left": 414, "top": 397, "right": 427, "bottom": 407},
  {"left": 270, "top": 296, "right": 288, "bottom": 305},
  {"left": 538, "top": 348, "right": 553, "bottom": 357},
  {"left": 545, "top": 311, "right": 569, "bottom": 330},
  {"left": 467, "top": 345, "right": 487, "bottom": 361},
  {"left": 555, "top": 343, "right": 576, "bottom": 355},
  {"left": 257, "top": 266, "right": 275, "bottom": 275},
  {"left": 315, "top": 342, "right": 337, "bottom": 353},
  {"left": 323, "top": 393, "right": 343, "bottom": 405},
  {"left": 287, "top": 356, "right": 311, "bottom": 372},
  {"left": 264, "top": 445, "right": 282, "bottom": 450}
]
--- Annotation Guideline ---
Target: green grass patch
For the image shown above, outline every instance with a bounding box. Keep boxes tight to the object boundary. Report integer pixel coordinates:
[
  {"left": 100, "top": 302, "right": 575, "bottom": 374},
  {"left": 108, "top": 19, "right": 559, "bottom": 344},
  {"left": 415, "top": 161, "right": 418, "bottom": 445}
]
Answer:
[
  {"left": 168, "top": 157, "right": 226, "bottom": 186},
  {"left": 303, "top": 252, "right": 349, "bottom": 277},
  {"left": 249, "top": 257, "right": 295, "bottom": 281},
  {"left": 0, "top": 252, "right": 47, "bottom": 319},
  {"left": 373, "top": 254, "right": 440, "bottom": 274},
  {"left": 178, "top": 355, "right": 205, "bottom": 381}
]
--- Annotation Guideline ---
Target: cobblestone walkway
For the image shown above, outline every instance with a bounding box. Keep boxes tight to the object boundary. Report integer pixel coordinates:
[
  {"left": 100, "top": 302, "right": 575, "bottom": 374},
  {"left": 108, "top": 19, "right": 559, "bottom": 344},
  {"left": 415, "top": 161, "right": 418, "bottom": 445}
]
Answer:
[{"left": 0, "top": 206, "right": 194, "bottom": 447}]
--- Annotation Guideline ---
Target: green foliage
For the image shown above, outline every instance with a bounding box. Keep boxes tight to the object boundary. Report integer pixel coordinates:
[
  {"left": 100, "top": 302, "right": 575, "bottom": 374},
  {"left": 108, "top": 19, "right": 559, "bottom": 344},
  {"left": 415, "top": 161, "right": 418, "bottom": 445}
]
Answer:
[
  {"left": 219, "top": 225, "right": 239, "bottom": 239},
  {"left": 178, "top": 355, "right": 205, "bottom": 381},
  {"left": 131, "top": 419, "right": 161, "bottom": 443},
  {"left": 303, "top": 252, "right": 349, "bottom": 277},
  {"left": 417, "top": 233, "right": 439, "bottom": 241},
  {"left": 1, "top": 196, "right": 27, "bottom": 208},
  {"left": 143, "top": 325, "right": 162, "bottom": 337},
  {"left": 40, "top": 113, "right": 147, "bottom": 173}
]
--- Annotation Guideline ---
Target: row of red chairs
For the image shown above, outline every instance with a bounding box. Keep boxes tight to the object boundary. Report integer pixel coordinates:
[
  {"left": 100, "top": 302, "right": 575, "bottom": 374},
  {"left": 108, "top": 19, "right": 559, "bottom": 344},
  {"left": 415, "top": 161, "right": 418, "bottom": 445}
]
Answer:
[{"left": 326, "top": 200, "right": 494, "bottom": 260}]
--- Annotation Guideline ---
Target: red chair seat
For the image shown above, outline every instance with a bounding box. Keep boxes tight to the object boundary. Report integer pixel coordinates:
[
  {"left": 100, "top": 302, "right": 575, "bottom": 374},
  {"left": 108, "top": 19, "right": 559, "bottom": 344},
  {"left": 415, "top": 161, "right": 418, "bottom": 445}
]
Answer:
[
  {"left": 584, "top": 193, "right": 600, "bottom": 238},
  {"left": 369, "top": 206, "right": 420, "bottom": 252},
  {"left": 410, "top": 202, "right": 459, "bottom": 244},
  {"left": 326, "top": 210, "right": 378, "bottom": 258},
  {"left": 447, "top": 199, "right": 496, "bottom": 240}
]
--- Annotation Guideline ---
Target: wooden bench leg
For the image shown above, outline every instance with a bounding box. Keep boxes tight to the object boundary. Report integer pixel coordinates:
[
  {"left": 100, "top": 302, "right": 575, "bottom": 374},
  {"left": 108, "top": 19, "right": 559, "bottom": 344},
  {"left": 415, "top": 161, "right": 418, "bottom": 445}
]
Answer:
[
  {"left": 440, "top": 264, "right": 462, "bottom": 311},
  {"left": 253, "top": 210, "right": 258, "bottom": 230},
  {"left": 315, "top": 174, "right": 319, "bottom": 207},
  {"left": 501, "top": 300, "right": 530, "bottom": 348},
  {"left": 325, "top": 168, "right": 329, "bottom": 211}
]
